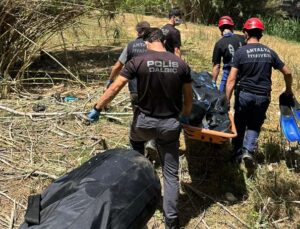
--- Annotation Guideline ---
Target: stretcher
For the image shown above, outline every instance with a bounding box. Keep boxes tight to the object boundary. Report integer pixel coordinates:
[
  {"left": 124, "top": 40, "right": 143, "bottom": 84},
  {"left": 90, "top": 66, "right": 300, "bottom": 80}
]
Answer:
[{"left": 182, "top": 112, "right": 237, "bottom": 144}]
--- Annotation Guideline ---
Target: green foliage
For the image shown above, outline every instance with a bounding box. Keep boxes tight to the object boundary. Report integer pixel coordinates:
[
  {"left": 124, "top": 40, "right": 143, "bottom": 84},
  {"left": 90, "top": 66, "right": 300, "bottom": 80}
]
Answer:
[
  {"left": 264, "top": 16, "right": 300, "bottom": 42},
  {"left": 176, "top": 0, "right": 279, "bottom": 25},
  {"left": 119, "top": 0, "right": 170, "bottom": 16}
]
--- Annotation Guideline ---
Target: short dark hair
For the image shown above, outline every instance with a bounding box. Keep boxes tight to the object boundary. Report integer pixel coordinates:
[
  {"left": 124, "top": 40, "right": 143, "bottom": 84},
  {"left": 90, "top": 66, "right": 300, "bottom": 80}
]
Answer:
[
  {"left": 219, "top": 24, "right": 234, "bottom": 31},
  {"left": 136, "top": 21, "right": 150, "bottom": 34},
  {"left": 244, "top": 28, "right": 263, "bottom": 40},
  {"left": 142, "top": 27, "right": 165, "bottom": 43},
  {"left": 168, "top": 7, "right": 183, "bottom": 18}
]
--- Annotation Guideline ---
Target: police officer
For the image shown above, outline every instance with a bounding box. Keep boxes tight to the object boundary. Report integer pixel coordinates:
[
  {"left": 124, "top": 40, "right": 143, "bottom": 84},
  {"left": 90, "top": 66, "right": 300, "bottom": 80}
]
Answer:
[
  {"left": 212, "top": 16, "right": 245, "bottom": 92},
  {"left": 161, "top": 7, "right": 183, "bottom": 58},
  {"left": 87, "top": 28, "right": 193, "bottom": 229},
  {"left": 105, "top": 21, "right": 150, "bottom": 106},
  {"left": 226, "top": 18, "right": 293, "bottom": 174}
]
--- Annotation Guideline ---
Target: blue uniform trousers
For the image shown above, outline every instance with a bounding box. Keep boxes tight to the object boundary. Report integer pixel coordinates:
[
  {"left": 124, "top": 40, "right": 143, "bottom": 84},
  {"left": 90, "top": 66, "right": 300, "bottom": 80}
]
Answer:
[
  {"left": 232, "top": 90, "right": 270, "bottom": 154},
  {"left": 219, "top": 65, "right": 230, "bottom": 92}
]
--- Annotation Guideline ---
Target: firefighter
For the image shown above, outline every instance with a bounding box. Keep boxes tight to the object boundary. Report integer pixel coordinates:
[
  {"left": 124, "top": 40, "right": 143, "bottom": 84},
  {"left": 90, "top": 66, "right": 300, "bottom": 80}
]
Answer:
[
  {"left": 226, "top": 18, "right": 293, "bottom": 175},
  {"left": 212, "top": 16, "right": 245, "bottom": 92},
  {"left": 161, "top": 7, "right": 183, "bottom": 58},
  {"left": 87, "top": 28, "right": 193, "bottom": 228}
]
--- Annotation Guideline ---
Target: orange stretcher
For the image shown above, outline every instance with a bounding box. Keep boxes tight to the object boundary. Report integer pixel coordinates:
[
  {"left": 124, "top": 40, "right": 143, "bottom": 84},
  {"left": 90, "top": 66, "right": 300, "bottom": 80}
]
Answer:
[{"left": 182, "top": 112, "right": 237, "bottom": 144}]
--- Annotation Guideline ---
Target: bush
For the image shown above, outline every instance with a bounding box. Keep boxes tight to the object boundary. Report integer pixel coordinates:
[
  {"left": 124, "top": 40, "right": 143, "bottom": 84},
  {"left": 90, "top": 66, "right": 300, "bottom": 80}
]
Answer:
[{"left": 264, "top": 16, "right": 300, "bottom": 42}]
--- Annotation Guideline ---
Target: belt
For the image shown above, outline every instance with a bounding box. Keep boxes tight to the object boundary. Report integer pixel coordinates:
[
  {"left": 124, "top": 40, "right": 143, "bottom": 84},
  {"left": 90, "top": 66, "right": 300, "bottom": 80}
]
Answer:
[{"left": 239, "top": 88, "right": 270, "bottom": 96}]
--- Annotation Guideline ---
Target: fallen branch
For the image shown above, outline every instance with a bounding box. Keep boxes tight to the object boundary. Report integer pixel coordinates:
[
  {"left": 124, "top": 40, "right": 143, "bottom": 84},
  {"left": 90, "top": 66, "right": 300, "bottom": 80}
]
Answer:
[
  {"left": 8, "top": 200, "right": 16, "bottom": 229},
  {"left": 0, "top": 157, "right": 58, "bottom": 180},
  {"left": 105, "top": 115, "right": 123, "bottom": 124},
  {"left": 0, "top": 217, "right": 9, "bottom": 228},
  {"left": 30, "top": 170, "right": 58, "bottom": 180},
  {"left": 6, "top": 22, "right": 87, "bottom": 88},
  {"left": 181, "top": 183, "right": 210, "bottom": 229},
  {"left": 55, "top": 125, "right": 78, "bottom": 136},
  {"left": 193, "top": 210, "right": 206, "bottom": 229},
  {"left": 272, "top": 217, "right": 289, "bottom": 225},
  {"left": 256, "top": 197, "right": 271, "bottom": 226},
  {"left": 183, "top": 183, "right": 251, "bottom": 229},
  {"left": 0, "top": 104, "right": 133, "bottom": 117},
  {"left": 0, "top": 191, "right": 26, "bottom": 209}
]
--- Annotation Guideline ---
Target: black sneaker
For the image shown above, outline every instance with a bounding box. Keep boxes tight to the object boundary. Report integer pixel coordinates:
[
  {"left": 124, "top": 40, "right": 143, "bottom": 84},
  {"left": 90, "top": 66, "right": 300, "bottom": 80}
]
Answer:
[{"left": 165, "top": 217, "right": 180, "bottom": 229}]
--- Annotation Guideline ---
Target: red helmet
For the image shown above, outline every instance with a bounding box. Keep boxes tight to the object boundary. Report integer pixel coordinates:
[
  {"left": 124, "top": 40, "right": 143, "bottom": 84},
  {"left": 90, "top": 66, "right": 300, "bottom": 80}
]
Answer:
[
  {"left": 243, "top": 18, "right": 265, "bottom": 31},
  {"left": 218, "top": 16, "right": 234, "bottom": 28}
]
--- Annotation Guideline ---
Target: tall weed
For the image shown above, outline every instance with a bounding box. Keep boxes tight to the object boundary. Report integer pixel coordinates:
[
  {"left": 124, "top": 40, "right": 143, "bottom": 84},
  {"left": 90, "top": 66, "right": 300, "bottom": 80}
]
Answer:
[{"left": 264, "top": 16, "right": 300, "bottom": 42}]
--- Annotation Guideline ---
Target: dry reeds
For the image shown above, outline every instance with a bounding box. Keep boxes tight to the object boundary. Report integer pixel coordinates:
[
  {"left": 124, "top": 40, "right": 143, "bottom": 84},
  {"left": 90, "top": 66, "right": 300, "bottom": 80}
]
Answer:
[
  {"left": 0, "top": 0, "right": 118, "bottom": 97},
  {"left": 249, "top": 163, "right": 300, "bottom": 227}
]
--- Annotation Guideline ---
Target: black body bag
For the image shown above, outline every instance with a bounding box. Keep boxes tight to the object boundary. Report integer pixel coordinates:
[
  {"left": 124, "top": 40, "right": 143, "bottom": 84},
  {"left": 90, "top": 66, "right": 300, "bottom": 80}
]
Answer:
[{"left": 20, "top": 149, "right": 161, "bottom": 229}]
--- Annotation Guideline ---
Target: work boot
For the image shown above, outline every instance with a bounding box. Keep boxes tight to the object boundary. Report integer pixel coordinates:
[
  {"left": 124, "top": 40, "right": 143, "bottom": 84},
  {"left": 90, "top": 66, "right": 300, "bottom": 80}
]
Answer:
[
  {"left": 232, "top": 148, "right": 243, "bottom": 163},
  {"left": 165, "top": 217, "right": 180, "bottom": 229},
  {"left": 239, "top": 149, "right": 256, "bottom": 177}
]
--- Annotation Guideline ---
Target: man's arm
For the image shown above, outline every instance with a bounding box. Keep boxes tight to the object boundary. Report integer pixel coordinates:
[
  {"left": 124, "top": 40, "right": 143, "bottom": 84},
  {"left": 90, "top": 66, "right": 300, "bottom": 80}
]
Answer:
[
  {"left": 108, "top": 61, "right": 124, "bottom": 82},
  {"left": 105, "top": 46, "right": 127, "bottom": 89},
  {"left": 279, "top": 65, "right": 293, "bottom": 95},
  {"left": 95, "top": 75, "right": 128, "bottom": 110},
  {"left": 225, "top": 67, "right": 239, "bottom": 102},
  {"left": 182, "top": 83, "right": 193, "bottom": 116},
  {"left": 212, "top": 43, "right": 221, "bottom": 81},
  {"left": 212, "top": 64, "right": 221, "bottom": 81},
  {"left": 174, "top": 47, "right": 181, "bottom": 58},
  {"left": 173, "top": 30, "right": 182, "bottom": 58}
]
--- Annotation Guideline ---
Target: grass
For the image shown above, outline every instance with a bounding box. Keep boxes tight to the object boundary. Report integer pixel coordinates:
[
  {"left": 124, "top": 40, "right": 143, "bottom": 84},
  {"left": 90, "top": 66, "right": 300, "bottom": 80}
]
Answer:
[
  {"left": 0, "top": 13, "right": 300, "bottom": 228},
  {"left": 264, "top": 17, "right": 300, "bottom": 43},
  {"left": 248, "top": 163, "right": 300, "bottom": 227}
]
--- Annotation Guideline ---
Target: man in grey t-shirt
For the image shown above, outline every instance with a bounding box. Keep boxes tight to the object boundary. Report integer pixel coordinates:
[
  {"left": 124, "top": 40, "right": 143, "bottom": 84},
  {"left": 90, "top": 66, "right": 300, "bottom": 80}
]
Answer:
[{"left": 105, "top": 21, "right": 150, "bottom": 106}]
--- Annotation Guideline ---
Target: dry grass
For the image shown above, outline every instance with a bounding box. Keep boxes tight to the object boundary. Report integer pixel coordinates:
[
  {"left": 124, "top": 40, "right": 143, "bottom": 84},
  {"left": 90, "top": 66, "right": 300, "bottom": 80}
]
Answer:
[{"left": 0, "top": 13, "right": 299, "bottom": 228}]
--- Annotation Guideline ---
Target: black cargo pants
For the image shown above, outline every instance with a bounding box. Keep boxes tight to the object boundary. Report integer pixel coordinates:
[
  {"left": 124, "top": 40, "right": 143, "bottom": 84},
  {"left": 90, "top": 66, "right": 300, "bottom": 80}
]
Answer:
[{"left": 130, "top": 111, "right": 181, "bottom": 220}]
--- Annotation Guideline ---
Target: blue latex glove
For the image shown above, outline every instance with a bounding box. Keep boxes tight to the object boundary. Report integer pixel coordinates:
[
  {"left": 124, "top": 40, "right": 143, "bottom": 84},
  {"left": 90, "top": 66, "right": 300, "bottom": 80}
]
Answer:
[
  {"left": 87, "top": 108, "right": 101, "bottom": 122},
  {"left": 179, "top": 115, "right": 189, "bottom": 124}
]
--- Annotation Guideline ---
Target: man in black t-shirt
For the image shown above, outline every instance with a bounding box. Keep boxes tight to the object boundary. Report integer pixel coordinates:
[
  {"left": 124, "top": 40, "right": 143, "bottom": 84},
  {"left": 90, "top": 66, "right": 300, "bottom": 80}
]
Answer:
[
  {"left": 87, "top": 28, "right": 193, "bottom": 229},
  {"left": 226, "top": 18, "right": 293, "bottom": 175},
  {"left": 161, "top": 7, "right": 183, "bottom": 58},
  {"left": 105, "top": 21, "right": 150, "bottom": 106},
  {"left": 212, "top": 16, "right": 245, "bottom": 92}
]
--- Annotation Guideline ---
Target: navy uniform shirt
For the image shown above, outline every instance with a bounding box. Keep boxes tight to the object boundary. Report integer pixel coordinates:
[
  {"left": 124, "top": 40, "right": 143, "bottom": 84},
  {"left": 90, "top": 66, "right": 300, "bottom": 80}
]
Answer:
[
  {"left": 231, "top": 43, "right": 285, "bottom": 94},
  {"left": 118, "top": 37, "right": 147, "bottom": 94},
  {"left": 126, "top": 37, "right": 147, "bottom": 62},
  {"left": 212, "top": 34, "right": 245, "bottom": 65},
  {"left": 120, "top": 50, "right": 191, "bottom": 117},
  {"left": 161, "top": 24, "right": 181, "bottom": 54}
]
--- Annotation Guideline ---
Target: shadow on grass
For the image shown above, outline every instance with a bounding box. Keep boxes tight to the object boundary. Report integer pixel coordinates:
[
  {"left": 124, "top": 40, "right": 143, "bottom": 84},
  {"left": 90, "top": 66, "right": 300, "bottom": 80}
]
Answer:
[
  {"left": 260, "top": 140, "right": 300, "bottom": 173},
  {"left": 179, "top": 138, "right": 247, "bottom": 227},
  {"left": 21, "top": 45, "right": 123, "bottom": 84},
  {"left": 284, "top": 145, "right": 300, "bottom": 173}
]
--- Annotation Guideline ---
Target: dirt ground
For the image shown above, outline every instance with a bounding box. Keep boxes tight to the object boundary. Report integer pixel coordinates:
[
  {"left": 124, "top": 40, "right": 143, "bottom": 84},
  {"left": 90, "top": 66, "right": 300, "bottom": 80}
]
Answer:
[{"left": 0, "top": 13, "right": 300, "bottom": 228}]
